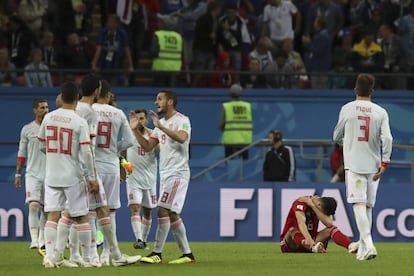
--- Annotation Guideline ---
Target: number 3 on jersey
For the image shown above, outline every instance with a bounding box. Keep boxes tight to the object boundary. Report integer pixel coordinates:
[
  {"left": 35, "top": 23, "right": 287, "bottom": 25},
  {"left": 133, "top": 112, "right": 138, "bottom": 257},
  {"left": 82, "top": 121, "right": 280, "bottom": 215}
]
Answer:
[
  {"left": 97, "top": 122, "right": 112, "bottom": 148},
  {"left": 358, "top": 116, "right": 370, "bottom": 141},
  {"left": 46, "top": 126, "right": 73, "bottom": 154}
]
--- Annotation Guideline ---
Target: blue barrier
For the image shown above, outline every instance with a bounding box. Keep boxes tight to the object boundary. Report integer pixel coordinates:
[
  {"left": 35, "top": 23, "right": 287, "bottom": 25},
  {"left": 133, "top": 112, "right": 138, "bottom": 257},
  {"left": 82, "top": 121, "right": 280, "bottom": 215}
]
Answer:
[{"left": 1, "top": 181, "right": 413, "bottom": 242}]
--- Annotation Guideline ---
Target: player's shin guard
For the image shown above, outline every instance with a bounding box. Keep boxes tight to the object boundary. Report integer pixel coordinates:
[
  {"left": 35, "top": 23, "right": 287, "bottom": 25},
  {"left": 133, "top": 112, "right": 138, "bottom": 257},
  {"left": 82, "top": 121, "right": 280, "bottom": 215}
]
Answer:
[
  {"left": 353, "top": 203, "right": 374, "bottom": 249},
  {"left": 131, "top": 215, "right": 142, "bottom": 241},
  {"left": 330, "top": 227, "right": 352, "bottom": 248},
  {"left": 28, "top": 202, "right": 41, "bottom": 245},
  {"left": 44, "top": 221, "right": 58, "bottom": 259},
  {"left": 98, "top": 217, "right": 121, "bottom": 260},
  {"left": 77, "top": 222, "right": 92, "bottom": 261},
  {"left": 153, "top": 217, "right": 171, "bottom": 253},
  {"left": 142, "top": 217, "right": 152, "bottom": 242},
  {"left": 171, "top": 218, "right": 191, "bottom": 254},
  {"left": 55, "top": 216, "right": 73, "bottom": 259}
]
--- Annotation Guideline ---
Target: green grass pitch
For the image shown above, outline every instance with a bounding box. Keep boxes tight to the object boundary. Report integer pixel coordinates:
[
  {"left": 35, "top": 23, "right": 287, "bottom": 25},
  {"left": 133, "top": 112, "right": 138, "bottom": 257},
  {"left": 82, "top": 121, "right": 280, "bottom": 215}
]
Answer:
[{"left": 0, "top": 242, "right": 413, "bottom": 276}]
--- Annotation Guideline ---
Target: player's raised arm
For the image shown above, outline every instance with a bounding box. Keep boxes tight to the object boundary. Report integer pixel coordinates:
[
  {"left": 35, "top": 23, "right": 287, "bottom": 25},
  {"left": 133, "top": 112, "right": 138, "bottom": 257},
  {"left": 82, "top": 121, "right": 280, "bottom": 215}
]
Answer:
[
  {"left": 130, "top": 111, "right": 158, "bottom": 151},
  {"left": 149, "top": 110, "right": 189, "bottom": 144}
]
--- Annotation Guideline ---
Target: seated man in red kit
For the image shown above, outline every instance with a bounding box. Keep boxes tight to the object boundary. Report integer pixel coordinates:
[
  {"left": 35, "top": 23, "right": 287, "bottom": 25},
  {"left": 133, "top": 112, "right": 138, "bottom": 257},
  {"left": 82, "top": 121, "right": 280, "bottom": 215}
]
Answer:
[{"left": 280, "top": 195, "right": 359, "bottom": 253}]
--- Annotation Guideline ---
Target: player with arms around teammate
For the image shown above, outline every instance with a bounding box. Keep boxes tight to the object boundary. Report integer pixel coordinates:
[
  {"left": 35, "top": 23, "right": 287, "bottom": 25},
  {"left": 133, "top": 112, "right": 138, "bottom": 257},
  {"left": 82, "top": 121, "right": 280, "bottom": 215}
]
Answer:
[
  {"left": 280, "top": 195, "right": 359, "bottom": 254},
  {"left": 38, "top": 82, "right": 99, "bottom": 268},
  {"left": 92, "top": 80, "right": 136, "bottom": 264},
  {"left": 130, "top": 89, "right": 195, "bottom": 264},
  {"left": 15, "top": 98, "right": 49, "bottom": 253},
  {"left": 127, "top": 109, "right": 159, "bottom": 250},
  {"left": 333, "top": 73, "right": 393, "bottom": 261}
]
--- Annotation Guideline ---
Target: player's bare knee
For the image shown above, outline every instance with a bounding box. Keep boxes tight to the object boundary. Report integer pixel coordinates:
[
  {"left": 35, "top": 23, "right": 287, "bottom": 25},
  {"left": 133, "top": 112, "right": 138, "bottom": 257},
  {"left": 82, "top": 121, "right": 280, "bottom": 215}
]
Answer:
[
  {"left": 95, "top": 206, "right": 109, "bottom": 218},
  {"left": 129, "top": 204, "right": 141, "bottom": 214},
  {"left": 157, "top": 206, "right": 169, "bottom": 217}
]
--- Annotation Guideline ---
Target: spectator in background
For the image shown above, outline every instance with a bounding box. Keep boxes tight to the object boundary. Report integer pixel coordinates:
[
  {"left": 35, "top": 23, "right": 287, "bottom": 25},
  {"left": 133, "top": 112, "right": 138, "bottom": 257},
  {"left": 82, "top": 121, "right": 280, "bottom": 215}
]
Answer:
[
  {"left": 302, "top": 16, "right": 332, "bottom": 89},
  {"left": 249, "top": 36, "right": 273, "bottom": 71},
  {"left": 192, "top": 0, "right": 221, "bottom": 88},
  {"left": 7, "top": 15, "right": 39, "bottom": 70},
  {"left": 330, "top": 143, "right": 344, "bottom": 183},
  {"left": 117, "top": 0, "right": 147, "bottom": 85},
  {"left": 91, "top": 14, "right": 133, "bottom": 86},
  {"left": 24, "top": 48, "right": 53, "bottom": 87},
  {"left": 219, "top": 84, "right": 252, "bottom": 160},
  {"left": 399, "top": 3, "right": 414, "bottom": 89},
  {"left": 364, "top": 7, "right": 383, "bottom": 42},
  {"left": 217, "top": 3, "right": 252, "bottom": 83},
  {"left": 175, "top": 0, "right": 206, "bottom": 85},
  {"left": 304, "top": 0, "right": 344, "bottom": 42},
  {"left": 378, "top": 24, "right": 408, "bottom": 90},
  {"left": 58, "top": 32, "right": 94, "bottom": 79},
  {"left": 150, "top": 14, "right": 182, "bottom": 87},
  {"left": 18, "top": 0, "right": 46, "bottom": 38},
  {"left": 240, "top": 57, "right": 266, "bottom": 88},
  {"left": 351, "top": 30, "right": 384, "bottom": 75},
  {"left": 264, "top": 51, "right": 295, "bottom": 89},
  {"left": 331, "top": 28, "right": 355, "bottom": 89},
  {"left": 346, "top": 0, "right": 371, "bottom": 42},
  {"left": 210, "top": 50, "right": 235, "bottom": 88},
  {"left": 57, "top": 0, "right": 93, "bottom": 42},
  {"left": 40, "top": 31, "right": 58, "bottom": 70},
  {"left": 280, "top": 38, "right": 308, "bottom": 88},
  {"left": 263, "top": 130, "right": 295, "bottom": 182},
  {"left": 0, "top": 47, "right": 18, "bottom": 86},
  {"left": 261, "top": 0, "right": 300, "bottom": 55}
]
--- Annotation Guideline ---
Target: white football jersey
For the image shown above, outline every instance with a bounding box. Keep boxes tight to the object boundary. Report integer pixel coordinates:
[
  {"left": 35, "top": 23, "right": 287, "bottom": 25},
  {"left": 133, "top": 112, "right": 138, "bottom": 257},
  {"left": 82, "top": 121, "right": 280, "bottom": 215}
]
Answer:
[
  {"left": 92, "top": 103, "right": 135, "bottom": 172},
  {"left": 76, "top": 101, "right": 97, "bottom": 139},
  {"left": 17, "top": 121, "right": 45, "bottom": 179},
  {"left": 150, "top": 112, "right": 191, "bottom": 180},
  {"left": 126, "top": 131, "right": 158, "bottom": 190},
  {"left": 38, "top": 108, "right": 91, "bottom": 187},
  {"left": 333, "top": 100, "right": 393, "bottom": 174}
]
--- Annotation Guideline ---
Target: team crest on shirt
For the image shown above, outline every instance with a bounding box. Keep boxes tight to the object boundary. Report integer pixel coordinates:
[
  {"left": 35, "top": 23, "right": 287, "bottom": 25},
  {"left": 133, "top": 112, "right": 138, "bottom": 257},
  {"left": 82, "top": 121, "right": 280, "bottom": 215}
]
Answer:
[{"left": 182, "top": 123, "right": 189, "bottom": 131}]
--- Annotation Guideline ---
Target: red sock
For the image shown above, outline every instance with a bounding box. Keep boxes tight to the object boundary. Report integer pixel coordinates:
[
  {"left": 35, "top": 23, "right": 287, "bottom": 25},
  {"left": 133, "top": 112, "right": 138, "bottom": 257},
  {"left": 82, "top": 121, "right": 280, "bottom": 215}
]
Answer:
[
  {"left": 331, "top": 227, "right": 352, "bottom": 248},
  {"left": 291, "top": 229, "right": 309, "bottom": 249}
]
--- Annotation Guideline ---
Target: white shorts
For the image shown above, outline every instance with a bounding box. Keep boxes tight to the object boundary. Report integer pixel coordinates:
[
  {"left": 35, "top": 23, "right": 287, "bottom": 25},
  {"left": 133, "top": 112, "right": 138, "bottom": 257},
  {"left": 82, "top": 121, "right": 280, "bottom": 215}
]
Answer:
[
  {"left": 158, "top": 177, "right": 189, "bottom": 214},
  {"left": 345, "top": 170, "right": 379, "bottom": 208},
  {"left": 100, "top": 172, "right": 120, "bottom": 209},
  {"left": 25, "top": 175, "right": 44, "bottom": 205},
  {"left": 44, "top": 180, "right": 89, "bottom": 217},
  {"left": 126, "top": 183, "right": 157, "bottom": 209},
  {"left": 89, "top": 175, "right": 108, "bottom": 210}
]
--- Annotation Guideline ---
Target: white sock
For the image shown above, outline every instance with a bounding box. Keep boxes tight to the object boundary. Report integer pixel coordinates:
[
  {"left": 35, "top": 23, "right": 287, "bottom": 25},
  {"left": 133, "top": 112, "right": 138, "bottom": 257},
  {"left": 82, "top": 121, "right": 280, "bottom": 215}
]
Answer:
[
  {"left": 77, "top": 223, "right": 92, "bottom": 262},
  {"left": 28, "top": 202, "right": 40, "bottom": 245},
  {"left": 87, "top": 211, "right": 99, "bottom": 262},
  {"left": 44, "top": 221, "right": 57, "bottom": 260},
  {"left": 110, "top": 211, "right": 117, "bottom": 237},
  {"left": 69, "top": 223, "right": 80, "bottom": 260},
  {"left": 131, "top": 215, "right": 142, "bottom": 241},
  {"left": 142, "top": 217, "right": 152, "bottom": 242},
  {"left": 171, "top": 218, "right": 191, "bottom": 254},
  {"left": 353, "top": 203, "right": 374, "bottom": 249},
  {"left": 98, "top": 217, "right": 121, "bottom": 260},
  {"left": 38, "top": 209, "right": 46, "bottom": 247},
  {"left": 55, "top": 216, "right": 73, "bottom": 260},
  {"left": 366, "top": 207, "right": 373, "bottom": 230},
  {"left": 153, "top": 217, "right": 170, "bottom": 253}
]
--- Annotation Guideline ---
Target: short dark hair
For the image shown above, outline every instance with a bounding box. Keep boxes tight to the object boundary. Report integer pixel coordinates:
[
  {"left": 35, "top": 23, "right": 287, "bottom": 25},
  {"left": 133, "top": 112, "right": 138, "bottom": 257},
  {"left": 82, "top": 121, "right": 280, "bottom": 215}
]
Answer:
[
  {"left": 99, "top": 79, "right": 111, "bottom": 99},
  {"left": 320, "top": 197, "right": 337, "bottom": 216},
  {"left": 134, "top": 109, "right": 148, "bottom": 117},
  {"left": 81, "top": 73, "right": 100, "bottom": 97},
  {"left": 61, "top": 82, "right": 79, "bottom": 104},
  {"left": 355, "top": 73, "right": 375, "bottom": 97},
  {"left": 160, "top": 89, "right": 178, "bottom": 107},
  {"left": 32, "top": 98, "right": 47, "bottom": 109},
  {"left": 269, "top": 130, "right": 283, "bottom": 143}
]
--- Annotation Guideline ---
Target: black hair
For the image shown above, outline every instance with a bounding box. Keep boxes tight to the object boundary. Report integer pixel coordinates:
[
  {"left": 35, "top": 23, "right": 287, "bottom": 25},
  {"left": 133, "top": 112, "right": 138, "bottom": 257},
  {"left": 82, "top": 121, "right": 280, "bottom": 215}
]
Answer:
[
  {"left": 61, "top": 82, "right": 79, "bottom": 104},
  {"left": 98, "top": 79, "right": 111, "bottom": 99},
  {"left": 134, "top": 109, "right": 148, "bottom": 117},
  {"left": 81, "top": 73, "right": 100, "bottom": 97},
  {"left": 269, "top": 130, "right": 283, "bottom": 143},
  {"left": 320, "top": 197, "right": 337, "bottom": 216}
]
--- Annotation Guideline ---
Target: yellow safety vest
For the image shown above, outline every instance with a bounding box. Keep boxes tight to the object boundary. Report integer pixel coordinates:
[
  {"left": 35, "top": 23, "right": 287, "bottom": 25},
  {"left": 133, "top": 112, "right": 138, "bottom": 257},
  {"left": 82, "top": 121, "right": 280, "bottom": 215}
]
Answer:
[
  {"left": 152, "top": 30, "right": 182, "bottom": 71},
  {"left": 221, "top": 101, "right": 253, "bottom": 144}
]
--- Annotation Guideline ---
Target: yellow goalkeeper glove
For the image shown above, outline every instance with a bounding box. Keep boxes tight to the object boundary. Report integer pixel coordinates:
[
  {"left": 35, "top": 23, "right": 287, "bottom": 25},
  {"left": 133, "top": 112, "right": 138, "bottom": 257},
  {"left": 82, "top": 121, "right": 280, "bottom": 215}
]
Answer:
[{"left": 119, "top": 156, "right": 133, "bottom": 174}]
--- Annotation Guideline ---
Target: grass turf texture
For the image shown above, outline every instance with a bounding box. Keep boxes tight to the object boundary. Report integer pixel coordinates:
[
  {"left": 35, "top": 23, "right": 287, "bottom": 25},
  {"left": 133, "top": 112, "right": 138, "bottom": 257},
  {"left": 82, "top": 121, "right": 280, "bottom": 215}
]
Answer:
[{"left": 0, "top": 242, "right": 413, "bottom": 276}]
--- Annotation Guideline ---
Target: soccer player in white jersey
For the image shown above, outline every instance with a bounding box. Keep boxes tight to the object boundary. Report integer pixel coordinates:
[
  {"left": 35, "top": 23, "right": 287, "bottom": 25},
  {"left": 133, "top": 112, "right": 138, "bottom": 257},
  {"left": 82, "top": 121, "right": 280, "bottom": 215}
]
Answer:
[
  {"left": 127, "top": 109, "right": 158, "bottom": 250},
  {"left": 92, "top": 80, "right": 136, "bottom": 264},
  {"left": 15, "top": 99, "right": 49, "bottom": 253},
  {"left": 68, "top": 75, "right": 141, "bottom": 267},
  {"left": 333, "top": 73, "right": 393, "bottom": 261},
  {"left": 38, "top": 82, "right": 99, "bottom": 268},
  {"left": 130, "top": 89, "right": 195, "bottom": 264}
]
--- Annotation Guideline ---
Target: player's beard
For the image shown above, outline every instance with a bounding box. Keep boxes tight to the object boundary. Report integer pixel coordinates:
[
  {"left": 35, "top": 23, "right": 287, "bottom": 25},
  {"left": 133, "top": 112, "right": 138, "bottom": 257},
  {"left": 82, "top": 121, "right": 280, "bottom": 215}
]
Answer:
[{"left": 138, "top": 125, "right": 145, "bottom": 133}]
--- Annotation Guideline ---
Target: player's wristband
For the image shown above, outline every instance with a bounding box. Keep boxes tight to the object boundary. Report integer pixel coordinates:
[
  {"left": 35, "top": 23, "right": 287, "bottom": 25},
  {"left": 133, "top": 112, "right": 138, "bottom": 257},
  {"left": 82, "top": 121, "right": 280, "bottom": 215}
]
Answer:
[
  {"left": 15, "top": 174, "right": 21, "bottom": 178},
  {"left": 381, "top": 162, "right": 389, "bottom": 168}
]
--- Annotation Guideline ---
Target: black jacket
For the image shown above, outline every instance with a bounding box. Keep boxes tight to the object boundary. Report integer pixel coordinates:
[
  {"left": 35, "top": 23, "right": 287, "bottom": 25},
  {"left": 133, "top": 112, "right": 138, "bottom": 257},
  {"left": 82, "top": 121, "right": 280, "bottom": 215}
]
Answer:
[{"left": 263, "top": 145, "right": 295, "bottom": 182}]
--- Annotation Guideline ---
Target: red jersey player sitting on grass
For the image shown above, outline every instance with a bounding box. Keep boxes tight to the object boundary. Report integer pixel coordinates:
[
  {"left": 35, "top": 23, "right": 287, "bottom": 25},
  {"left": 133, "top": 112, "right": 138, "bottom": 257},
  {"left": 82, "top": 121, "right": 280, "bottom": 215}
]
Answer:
[{"left": 280, "top": 195, "right": 359, "bottom": 254}]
